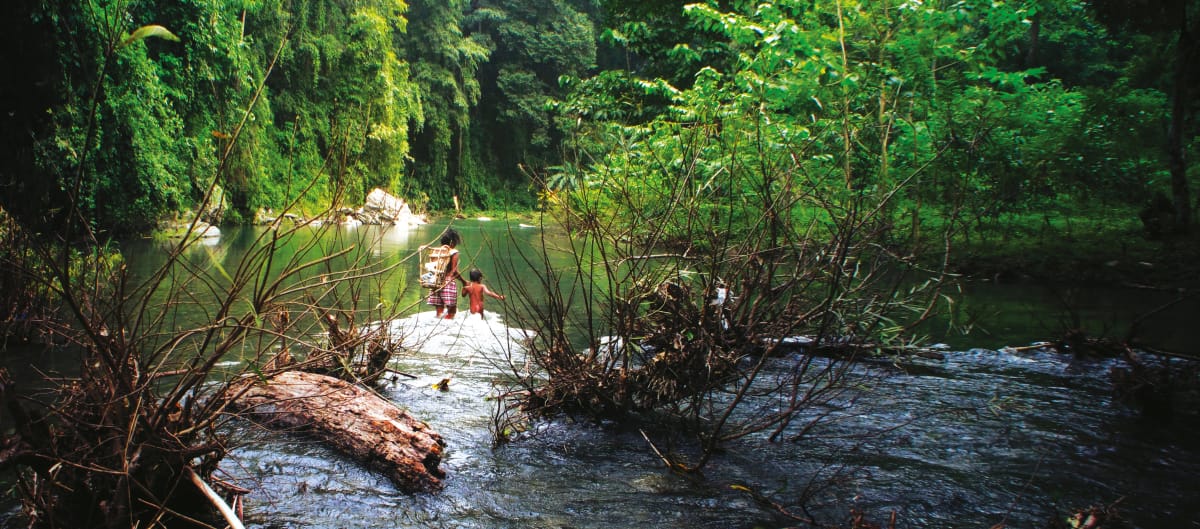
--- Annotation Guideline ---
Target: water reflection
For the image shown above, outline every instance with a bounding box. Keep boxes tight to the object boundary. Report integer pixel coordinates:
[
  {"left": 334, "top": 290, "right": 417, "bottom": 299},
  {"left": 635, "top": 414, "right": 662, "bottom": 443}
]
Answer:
[{"left": 927, "top": 281, "right": 1199, "bottom": 355}]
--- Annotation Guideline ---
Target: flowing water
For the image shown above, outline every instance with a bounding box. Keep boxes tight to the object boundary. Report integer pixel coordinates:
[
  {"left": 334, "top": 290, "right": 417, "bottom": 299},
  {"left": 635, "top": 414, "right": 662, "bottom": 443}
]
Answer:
[{"left": 3, "top": 221, "right": 1198, "bottom": 528}]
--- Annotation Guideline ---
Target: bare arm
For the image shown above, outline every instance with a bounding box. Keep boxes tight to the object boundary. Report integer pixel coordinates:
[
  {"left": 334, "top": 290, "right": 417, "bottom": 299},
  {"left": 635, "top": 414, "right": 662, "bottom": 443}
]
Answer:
[
  {"left": 483, "top": 285, "right": 505, "bottom": 300},
  {"left": 447, "top": 252, "right": 464, "bottom": 285}
]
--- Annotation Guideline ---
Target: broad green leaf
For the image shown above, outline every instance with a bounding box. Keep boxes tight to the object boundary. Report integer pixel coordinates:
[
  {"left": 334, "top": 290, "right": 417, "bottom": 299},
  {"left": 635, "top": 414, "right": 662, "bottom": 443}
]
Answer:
[{"left": 119, "top": 25, "right": 180, "bottom": 49}]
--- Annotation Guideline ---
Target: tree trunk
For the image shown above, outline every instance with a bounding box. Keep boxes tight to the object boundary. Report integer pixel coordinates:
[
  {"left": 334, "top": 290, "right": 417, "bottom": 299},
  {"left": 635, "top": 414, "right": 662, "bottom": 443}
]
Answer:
[
  {"left": 229, "top": 371, "right": 446, "bottom": 492},
  {"left": 1025, "top": 11, "right": 1041, "bottom": 68},
  {"left": 1167, "top": 17, "right": 1193, "bottom": 231}
]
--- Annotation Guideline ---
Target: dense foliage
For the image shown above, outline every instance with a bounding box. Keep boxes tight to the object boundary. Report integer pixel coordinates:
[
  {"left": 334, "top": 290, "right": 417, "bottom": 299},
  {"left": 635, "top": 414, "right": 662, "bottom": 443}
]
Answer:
[
  {"left": 0, "top": 0, "right": 1195, "bottom": 239},
  {"left": 492, "top": 0, "right": 1199, "bottom": 501},
  {"left": 0, "top": 1, "right": 1196, "bottom": 526}
]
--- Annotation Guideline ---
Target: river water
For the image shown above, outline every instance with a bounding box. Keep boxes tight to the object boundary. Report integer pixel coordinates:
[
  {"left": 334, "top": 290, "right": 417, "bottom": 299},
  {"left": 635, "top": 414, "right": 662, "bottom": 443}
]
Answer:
[{"left": 4, "top": 221, "right": 1198, "bottom": 528}]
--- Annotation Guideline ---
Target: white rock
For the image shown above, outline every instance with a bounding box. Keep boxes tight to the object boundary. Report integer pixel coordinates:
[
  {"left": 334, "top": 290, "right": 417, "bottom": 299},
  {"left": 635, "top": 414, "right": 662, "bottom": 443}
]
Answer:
[
  {"left": 196, "top": 223, "right": 220, "bottom": 238},
  {"left": 362, "top": 188, "right": 425, "bottom": 226}
]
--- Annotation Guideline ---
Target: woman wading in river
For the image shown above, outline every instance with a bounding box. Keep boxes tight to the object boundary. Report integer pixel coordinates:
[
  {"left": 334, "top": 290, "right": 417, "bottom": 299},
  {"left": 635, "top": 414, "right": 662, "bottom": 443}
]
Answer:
[{"left": 427, "top": 229, "right": 465, "bottom": 319}]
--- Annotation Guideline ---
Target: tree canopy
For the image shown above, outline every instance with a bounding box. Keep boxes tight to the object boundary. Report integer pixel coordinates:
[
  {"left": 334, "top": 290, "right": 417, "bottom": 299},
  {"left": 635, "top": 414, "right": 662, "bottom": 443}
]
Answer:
[{"left": 0, "top": 0, "right": 1194, "bottom": 239}]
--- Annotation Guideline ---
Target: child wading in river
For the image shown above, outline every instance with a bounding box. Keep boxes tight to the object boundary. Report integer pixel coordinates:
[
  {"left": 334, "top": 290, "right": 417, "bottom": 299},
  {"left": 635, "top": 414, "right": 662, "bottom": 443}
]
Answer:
[{"left": 461, "top": 269, "right": 505, "bottom": 319}]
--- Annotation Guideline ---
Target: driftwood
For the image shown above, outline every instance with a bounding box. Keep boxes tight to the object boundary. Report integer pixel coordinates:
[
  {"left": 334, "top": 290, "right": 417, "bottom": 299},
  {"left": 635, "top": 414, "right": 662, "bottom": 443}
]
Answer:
[
  {"left": 229, "top": 371, "right": 445, "bottom": 492},
  {"left": 185, "top": 467, "right": 245, "bottom": 529}
]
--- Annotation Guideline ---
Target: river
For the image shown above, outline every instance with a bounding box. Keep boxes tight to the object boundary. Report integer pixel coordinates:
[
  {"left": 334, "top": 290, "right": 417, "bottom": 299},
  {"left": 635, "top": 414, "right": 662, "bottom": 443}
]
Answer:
[{"left": 3, "top": 220, "right": 1198, "bottom": 528}]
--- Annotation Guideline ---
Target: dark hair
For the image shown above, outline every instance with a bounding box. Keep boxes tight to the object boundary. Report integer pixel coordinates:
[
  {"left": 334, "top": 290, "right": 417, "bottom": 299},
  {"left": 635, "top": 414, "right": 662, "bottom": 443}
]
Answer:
[
  {"left": 469, "top": 268, "right": 482, "bottom": 282},
  {"left": 440, "top": 229, "right": 461, "bottom": 246}
]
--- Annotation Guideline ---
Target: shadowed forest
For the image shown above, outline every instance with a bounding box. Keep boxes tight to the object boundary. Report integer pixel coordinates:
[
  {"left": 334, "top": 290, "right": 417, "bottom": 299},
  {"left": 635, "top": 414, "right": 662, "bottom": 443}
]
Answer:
[{"left": 1, "top": 0, "right": 1196, "bottom": 247}]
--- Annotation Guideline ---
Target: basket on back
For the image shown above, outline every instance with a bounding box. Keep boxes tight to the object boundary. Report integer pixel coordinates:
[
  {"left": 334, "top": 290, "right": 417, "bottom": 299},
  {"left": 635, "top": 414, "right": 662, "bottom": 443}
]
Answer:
[{"left": 419, "top": 245, "right": 454, "bottom": 288}]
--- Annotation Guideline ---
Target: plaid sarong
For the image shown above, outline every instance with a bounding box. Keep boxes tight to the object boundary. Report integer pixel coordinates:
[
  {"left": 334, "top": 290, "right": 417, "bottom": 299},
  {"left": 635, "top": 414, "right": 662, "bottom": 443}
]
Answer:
[{"left": 427, "top": 280, "right": 458, "bottom": 307}]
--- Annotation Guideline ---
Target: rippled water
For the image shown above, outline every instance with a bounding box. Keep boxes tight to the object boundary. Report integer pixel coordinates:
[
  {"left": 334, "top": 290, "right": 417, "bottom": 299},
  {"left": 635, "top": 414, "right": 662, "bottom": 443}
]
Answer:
[
  {"left": 3, "top": 222, "right": 1198, "bottom": 528},
  {"left": 218, "top": 310, "right": 1199, "bottom": 529},
  {"left": 225, "top": 311, "right": 765, "bottom": 529}
]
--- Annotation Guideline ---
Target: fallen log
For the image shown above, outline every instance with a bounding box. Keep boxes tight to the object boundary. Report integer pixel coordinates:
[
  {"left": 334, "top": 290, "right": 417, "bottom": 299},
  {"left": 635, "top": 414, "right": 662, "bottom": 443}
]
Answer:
[{"left": 229, "top": 370, "right": 445, "bottom": 492}]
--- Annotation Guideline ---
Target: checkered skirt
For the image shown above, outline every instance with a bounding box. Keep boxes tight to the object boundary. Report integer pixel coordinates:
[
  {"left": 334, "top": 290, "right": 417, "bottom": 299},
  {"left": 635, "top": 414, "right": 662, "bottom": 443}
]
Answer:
[{"left": 427, "top": 280, "right": 458, "bottom": 307}]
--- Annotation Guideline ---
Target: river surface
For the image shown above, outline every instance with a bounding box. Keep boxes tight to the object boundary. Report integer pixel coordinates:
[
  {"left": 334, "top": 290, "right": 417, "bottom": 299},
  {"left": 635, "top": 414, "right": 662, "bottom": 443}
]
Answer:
[{"left": 3, "top": 220, "right": 1198, "bottom": 528}]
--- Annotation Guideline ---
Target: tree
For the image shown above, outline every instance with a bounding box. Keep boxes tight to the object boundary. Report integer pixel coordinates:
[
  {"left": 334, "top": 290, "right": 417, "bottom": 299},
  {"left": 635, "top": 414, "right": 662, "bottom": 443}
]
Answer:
[
  {"left": 0, "top": 0, "right": 72, "bottom": 234},
  {"left": 595, "top": 0, "right": 736, "bottom": 85},
  {"left": 466, "top": 0, "right": 597, "bottom": 201},
  {"left": 1088, "top": 0, "right": 1199, "bottom": 232},
  {"left": 0, "top": 15, "right": 425, "bottom": 521},
  {"left": 256, "top": 0, "right": 419, "bottom": 213},
  {"left": 403, "top": 0, "right": 490, "bottom": 207},
  {"left": 497, "top": 0, "right": 954, "bottom": 480},
  {"left": 0, "top": 0, "right": 195, "bottom": 235}
]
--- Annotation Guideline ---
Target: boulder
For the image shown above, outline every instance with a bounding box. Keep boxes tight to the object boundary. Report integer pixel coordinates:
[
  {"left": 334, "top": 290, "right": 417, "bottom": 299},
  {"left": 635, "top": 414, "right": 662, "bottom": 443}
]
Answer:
[
  {"left": 362, "top": 188, "right": 425, "bottom": 226},
  {"left": 199, "top": 185, "right": 226, "bottom": 225}
]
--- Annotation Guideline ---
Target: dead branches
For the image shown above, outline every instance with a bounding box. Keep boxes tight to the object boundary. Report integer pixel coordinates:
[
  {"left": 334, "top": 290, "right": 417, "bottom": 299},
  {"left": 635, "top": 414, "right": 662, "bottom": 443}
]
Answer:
[
  {"left": 304, "top": 311, "right": 402, "bottom": 385},
  {"left": 0, "top": 209, "right": 424, "bottom": 527}
]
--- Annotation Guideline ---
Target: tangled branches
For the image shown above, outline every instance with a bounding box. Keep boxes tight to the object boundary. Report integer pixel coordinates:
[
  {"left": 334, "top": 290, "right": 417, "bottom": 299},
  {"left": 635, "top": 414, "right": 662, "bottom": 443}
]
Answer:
[{"left": 0, "top": 212, "right": 421, "bottom": 527}]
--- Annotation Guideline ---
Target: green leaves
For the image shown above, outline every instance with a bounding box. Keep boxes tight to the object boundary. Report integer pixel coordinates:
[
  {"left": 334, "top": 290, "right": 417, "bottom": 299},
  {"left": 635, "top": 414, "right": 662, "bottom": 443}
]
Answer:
[{"left": 118, "top": 25, "right": 180, "bottom": 49}]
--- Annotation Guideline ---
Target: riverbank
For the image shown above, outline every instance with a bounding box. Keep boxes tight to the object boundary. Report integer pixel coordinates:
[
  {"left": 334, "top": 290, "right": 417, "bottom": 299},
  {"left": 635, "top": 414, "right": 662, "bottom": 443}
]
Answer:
[
  {"left": 905, "top": 205, "right": 1200, "bottom": 291},
  {"left": 948, "top": 229, "right": 1200, "bottom": 290}
]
